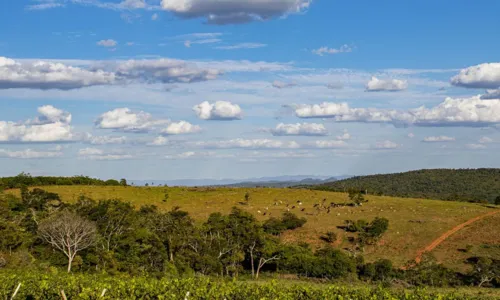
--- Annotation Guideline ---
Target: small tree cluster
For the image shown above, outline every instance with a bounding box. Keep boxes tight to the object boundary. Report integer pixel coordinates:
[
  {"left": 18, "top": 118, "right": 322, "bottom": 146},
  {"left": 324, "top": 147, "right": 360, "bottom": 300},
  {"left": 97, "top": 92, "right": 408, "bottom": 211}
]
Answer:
[{"left": 263, "top": 212, "right": 307, "bottom": 235}]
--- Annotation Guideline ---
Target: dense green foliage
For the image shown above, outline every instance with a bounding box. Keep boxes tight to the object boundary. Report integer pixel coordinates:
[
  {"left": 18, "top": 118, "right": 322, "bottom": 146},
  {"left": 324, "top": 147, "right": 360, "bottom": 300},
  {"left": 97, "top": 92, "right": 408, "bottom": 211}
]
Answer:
[
  {"left": 0, "top": 173, "right": 124, "bottom": 190},
  {"left": 311, "top": 169, "right": 500, "bottom": 203},
  {"left": 0, "top": 271, "right": 488, "bottom": 300}
]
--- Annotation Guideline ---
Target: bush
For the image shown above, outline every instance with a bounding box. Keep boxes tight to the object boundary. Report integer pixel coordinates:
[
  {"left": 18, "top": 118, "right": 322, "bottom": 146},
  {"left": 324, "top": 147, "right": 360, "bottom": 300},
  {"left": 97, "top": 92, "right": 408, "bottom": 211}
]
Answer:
[
  {"left": 320, "top": 231, "right": 337, "bottom": 243},
  {"left": 263, "top": 212, "right": 307, "bottom": 235}
]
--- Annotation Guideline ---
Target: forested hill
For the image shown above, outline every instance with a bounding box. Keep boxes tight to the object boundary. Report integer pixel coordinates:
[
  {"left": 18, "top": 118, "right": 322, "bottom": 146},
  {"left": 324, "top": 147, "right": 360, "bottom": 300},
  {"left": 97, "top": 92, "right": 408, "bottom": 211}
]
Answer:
[{"left": 309, "top": 169, "right": 500, "bottom": 203}]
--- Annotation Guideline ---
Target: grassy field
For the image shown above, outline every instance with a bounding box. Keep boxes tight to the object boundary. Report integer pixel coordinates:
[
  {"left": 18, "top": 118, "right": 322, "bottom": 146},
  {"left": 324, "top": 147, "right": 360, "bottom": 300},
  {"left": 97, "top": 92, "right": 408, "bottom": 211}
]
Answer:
[{"left": 7, "top": 185, "right": 500, "bottom": 269}]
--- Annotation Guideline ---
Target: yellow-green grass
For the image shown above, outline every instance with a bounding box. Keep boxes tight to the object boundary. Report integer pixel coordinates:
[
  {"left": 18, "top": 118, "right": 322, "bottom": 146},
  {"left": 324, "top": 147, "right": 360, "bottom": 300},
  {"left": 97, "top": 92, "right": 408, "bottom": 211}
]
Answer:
[
  {"left": 430, "top": 212, "right": 500, "bottom": 273},
  {"left": 7, "top": 186, "right": 499, "bottom": 269}
]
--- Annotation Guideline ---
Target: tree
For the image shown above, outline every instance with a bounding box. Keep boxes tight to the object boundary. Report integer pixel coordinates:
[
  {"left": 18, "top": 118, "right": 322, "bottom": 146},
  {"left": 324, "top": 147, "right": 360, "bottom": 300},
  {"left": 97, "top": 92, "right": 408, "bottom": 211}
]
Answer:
[
  {"left": 244, "top": 192, "right": 251, "bottom": 204},
  {"left": 120, "top": 178, "right": 127, "bottom": 186},
  {"left": 495, "top": 196, "right": 500, "bottom": 205},
  {"left": 38, "top": 210, "right": 97, "bottom": 272}
]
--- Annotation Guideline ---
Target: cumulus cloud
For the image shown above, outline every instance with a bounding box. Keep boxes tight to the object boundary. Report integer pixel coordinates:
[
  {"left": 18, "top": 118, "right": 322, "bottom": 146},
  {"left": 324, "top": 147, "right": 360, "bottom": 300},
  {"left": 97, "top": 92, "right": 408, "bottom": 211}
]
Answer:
[
  {"left": 78, "top": 147, "right": 134, "bottom": 160},
  {"left": 193, "top": 101, "right": 243, "bottom": 120},
  {"left": 291, "top": 96, "right": 500, "bottom": 127},
  {"left": 0, "top": 148, "right": 63, "bottom": 159},
  {"left": 104, "top": 58, "right": 221, "bottom": 84},
  {"left": 365, "top": 76, "right": 408, "bottom": 92},
  {"left": 0, "top": 105, "right": 73, "bottom": 143},
  {"left": 165, "top": 151, "right": 234, "bottom": 159},
  {"left": 97, "top": 39, "right": 118, "bottom": 47},
  {"left": 272, "top": 80, "right": 297, "bottom": 89},
  {"left": 312, "top": 45, "right": 352, "bottom": 56},
  {"left": 83, "top": 133, "right": 128, "bottom": 145},
  {"left": 160, "top": 0, "right": 312, "bottom": 25},
  {"left": 0, "top": 56, "right": 116, "bottom": 90},
  {"left": 271, "top": 123, "right": 328, "bottom": 136},
  {"left": 336, "top": 130, "right": 351, "bottom": 141},
  {"left": 373, "top": 140, "right": 400, "bottom": 149},
  {"left": 422, "top": 136, "right": 456, "bottom": 143},
  {"left": 481, "top": 89, "right": 500, "bottom": 99},
  {"left": 195, "top": 138, "right": 300, "bottom": 149},
  {"left": 451, "top": 63, "right": 500, "bottom": 89},
  {"left": 161, "top": 121, "right": 201, "bottom": 135},
  {"left": 149, "top": 136, "right": 169, "bottom": 146},
  {"left": 0, "top": 56, "right": 222, "bottom": 90},
  {"left": 96, "top": 108, "right": 170, "bottom": 132}
]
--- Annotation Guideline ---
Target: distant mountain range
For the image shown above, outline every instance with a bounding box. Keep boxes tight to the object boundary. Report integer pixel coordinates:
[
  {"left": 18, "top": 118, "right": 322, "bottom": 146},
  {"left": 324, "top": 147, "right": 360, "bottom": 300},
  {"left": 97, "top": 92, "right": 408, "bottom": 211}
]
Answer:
[{"left": 130, "top": 175, "right": 350, "bottom": 187}]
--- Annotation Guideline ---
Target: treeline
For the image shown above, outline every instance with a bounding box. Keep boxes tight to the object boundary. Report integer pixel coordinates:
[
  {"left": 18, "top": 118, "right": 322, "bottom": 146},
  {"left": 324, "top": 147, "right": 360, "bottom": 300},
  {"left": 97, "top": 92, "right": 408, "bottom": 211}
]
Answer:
[
  {"left": 0, "top": 173, "right": 126, "bottom": 190},
  {"left": 0, "top": 188, "right": 498, "bottom": 288},
  {"left": 309, "top": 169, "right": 500, "bottom": 204}
]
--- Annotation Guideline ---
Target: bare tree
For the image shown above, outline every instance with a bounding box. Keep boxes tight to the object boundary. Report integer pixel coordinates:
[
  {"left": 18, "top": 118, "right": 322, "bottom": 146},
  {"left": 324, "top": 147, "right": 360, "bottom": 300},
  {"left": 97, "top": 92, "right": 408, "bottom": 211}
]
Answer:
[{"left": 38, "top": 210, "right": 97, "bottom": 272}]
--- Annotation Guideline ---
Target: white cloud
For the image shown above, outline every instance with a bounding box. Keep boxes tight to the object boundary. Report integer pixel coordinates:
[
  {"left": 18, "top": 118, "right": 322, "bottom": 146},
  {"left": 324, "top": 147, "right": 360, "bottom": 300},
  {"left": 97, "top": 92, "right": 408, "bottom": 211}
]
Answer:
[
  {"left": 149, "top": 136, "right": 169, "bottom": 146},
  {"left": 161, "top": 121, "right": 201, "bottom": 135},
  {"left": 272, "top": 80, "right": 297, "bottom": 89},
  {"left": 0, "top": 105, "right": 73, "bottom": 143},
  {"left": 271, "top": 123, "right": 328, "bottom": 136},
  {"left": 97, "top": 39, "right": 118, "bottom": 47},
  {"left": 479, "top": 136, "right": 494, "bottom": 144},
  {"left": 365, "top": 76, "right": 408, "bottom": 92},
  {"left": 151, "top": 13, "right": 159, "bottom": 20},
  {"left": 422, "top": 136, "right": 456, "bottom": 143},
  {"left": 336, "top": 130, "right": 351, "bottom": 141},
  {"left": 451, "top": 63, "right": 500, "bottom": 89},
  {"left": 84, "top": 133, "right": 128, "bottom": 145},
  {"left": 78, "top": 147, "right": 133, "bottom": 160},
  {"left": 96, "top": 108, "right": 170, "bottom": 132},
  {"left": 107, "top": 58, "right": 221, "bottom": 84},
  {"left": 0, "top": 149, "right": 63, "bottom": 159},
  {"left": 373, "top": 140, "right": 400, "bottom": 149},
  {"left": 466, "top": 144, "right": 487, "bottom": 150},
  {"left": 193, "top": 101, "right": 243, "bottom": 120},
  {"left": 195, "top": 138, "right": 300, "bottom": 149},
  {"left": 309, "top": 140, "right": 347, "bottom": 149},
  {"left": 184, "top": 38, "right": 222, "bottom": 48},
  {"left": 291, "top": 96, "right": 500, "bottom": 127},
  {"left": 26, "top": 2, "right": 65, "bottom": 10},
  {"left": 312, "top": 45, "right": 353, "bottom": 56},
  {"left": 0, "top": 56, "right": 116, "bottom": 90},
  {"left": 215, "top": 43, "right": 267, "bottom": 50},
  {"left": 160, "top": 0, "right": 312, "bottom": 25},
  {"left": 407, "top": 133, "right": 415, "bottom": 138}
]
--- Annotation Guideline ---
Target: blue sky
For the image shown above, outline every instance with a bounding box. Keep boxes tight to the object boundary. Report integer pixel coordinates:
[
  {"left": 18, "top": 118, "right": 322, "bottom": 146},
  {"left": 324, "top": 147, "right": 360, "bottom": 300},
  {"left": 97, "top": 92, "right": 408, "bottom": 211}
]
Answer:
[{"left": 0, "top": 0, "right": 500, "bottom": 180}]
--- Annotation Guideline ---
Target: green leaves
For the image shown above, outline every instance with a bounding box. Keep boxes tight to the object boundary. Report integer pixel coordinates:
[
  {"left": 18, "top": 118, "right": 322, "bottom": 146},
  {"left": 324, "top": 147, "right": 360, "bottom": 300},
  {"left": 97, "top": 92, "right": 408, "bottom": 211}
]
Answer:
[{"left": 0, "top": 270, "right": 478, "bottom": 299}]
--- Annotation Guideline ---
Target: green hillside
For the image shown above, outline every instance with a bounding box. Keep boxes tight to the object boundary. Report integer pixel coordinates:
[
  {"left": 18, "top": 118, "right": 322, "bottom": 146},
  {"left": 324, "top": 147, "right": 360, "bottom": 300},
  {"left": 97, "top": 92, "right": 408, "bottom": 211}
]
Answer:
[{"left": 310, "top": 169, "right": 500, "bottom": 203}]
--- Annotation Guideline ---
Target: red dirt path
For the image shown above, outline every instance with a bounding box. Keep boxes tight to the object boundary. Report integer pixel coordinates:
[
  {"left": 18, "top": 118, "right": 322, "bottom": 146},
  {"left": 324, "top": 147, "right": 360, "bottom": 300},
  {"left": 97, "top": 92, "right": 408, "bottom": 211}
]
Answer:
[{"left": 414, "top": 209, "right": 500, "bottom": 264}]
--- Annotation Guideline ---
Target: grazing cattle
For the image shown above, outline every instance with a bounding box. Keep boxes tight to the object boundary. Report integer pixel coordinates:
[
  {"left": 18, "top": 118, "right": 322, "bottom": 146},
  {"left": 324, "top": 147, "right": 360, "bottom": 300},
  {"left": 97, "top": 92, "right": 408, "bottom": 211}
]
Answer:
[
  {"left": 313, "top": 204, "right": 319, "bottom": 208},
  {"left": 292, "top": 206, "right": 296, "bottom": 209},
  {"left": 257, "top": 210, "right": 262, "bottom": 214},
  {"left": 301, "top": 208, "right": 305, "bottom": 212}
]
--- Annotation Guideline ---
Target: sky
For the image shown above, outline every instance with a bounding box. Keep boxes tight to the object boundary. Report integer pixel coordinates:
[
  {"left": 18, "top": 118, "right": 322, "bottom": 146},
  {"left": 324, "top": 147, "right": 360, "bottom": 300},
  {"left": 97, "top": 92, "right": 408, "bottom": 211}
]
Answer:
[{"left": 1, "top": 0, "right": 500, "bottom": 181}]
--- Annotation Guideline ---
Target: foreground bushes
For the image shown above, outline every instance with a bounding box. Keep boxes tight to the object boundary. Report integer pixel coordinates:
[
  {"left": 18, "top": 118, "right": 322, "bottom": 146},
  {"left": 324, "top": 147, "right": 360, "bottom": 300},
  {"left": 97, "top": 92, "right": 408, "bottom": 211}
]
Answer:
[{"left": 0, "top": 271, "right": 486, "bottom": 300}]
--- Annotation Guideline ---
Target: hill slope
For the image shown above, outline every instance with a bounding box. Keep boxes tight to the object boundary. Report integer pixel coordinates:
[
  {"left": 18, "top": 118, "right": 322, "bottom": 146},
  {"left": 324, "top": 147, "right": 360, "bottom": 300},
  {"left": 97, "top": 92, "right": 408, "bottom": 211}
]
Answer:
[
  {"left": 6, "top": 185, "right": 499, "bottom": 269},
  {"left": 310, "top": 169, "right": 500, "bottom": 203}
]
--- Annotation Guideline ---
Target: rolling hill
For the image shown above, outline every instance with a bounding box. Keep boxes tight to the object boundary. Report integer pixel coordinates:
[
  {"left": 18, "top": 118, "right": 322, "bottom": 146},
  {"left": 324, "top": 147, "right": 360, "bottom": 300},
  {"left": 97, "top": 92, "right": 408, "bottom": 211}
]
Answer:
[
  {"left": 6, "top": 185, "right": 499, "bottom": 270},
  {"left": 308, "top": 169, "right": 500, "bottom": 203}
]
